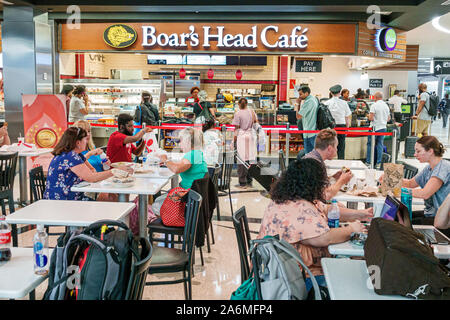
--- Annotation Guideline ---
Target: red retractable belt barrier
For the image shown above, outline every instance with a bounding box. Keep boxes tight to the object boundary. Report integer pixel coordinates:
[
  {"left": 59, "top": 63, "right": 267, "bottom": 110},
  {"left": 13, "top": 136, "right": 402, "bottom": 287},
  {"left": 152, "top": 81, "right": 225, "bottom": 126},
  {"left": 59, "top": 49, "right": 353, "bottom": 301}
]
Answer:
[{"left": 67, "top": 122, "right": 395, "bottom": 136}]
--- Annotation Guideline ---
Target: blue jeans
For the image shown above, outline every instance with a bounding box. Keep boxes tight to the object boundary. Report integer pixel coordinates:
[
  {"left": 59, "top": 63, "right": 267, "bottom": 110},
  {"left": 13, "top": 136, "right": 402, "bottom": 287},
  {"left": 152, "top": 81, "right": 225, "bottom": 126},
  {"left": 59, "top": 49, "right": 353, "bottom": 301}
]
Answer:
[
  {"left": 366, "top": 129, "right": 386, "bottom": 165},
  {"left": 305, "top": 275, "right": 327, "bottom": 292},
  {"left": 303, "top": 135, "right": 316, "bottom": 154},
  {"left": 442, "top": 110, "right": 449, "bottom": 128}
]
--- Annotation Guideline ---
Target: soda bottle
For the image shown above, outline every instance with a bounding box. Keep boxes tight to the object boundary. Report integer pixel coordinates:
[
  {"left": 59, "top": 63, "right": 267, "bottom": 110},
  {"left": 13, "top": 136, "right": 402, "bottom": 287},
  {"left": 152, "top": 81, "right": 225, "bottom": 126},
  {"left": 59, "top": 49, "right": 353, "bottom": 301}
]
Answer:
[
  {"left": 401, "top": 188, "right": 413, "bottom": 220},
  {"left": 99, "top": 152, "right": 110, "bottom": 171},
  {"left": 0, "top": 216, "right": 11, "bottom": 263},
  {"left": 328, "top": 199, "right": 340, "bottom": 229},
  {"left": 33, "top": 224, "right": 49, "bottom": 276}
]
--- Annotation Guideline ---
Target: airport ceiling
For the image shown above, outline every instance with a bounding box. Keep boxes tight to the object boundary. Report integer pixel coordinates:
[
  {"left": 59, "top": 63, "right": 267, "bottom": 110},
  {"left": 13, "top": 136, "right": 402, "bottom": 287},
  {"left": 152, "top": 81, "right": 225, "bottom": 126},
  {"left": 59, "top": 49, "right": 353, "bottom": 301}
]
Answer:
[{"left": 0, "top": 0, "right": 448, "bottom": 31}]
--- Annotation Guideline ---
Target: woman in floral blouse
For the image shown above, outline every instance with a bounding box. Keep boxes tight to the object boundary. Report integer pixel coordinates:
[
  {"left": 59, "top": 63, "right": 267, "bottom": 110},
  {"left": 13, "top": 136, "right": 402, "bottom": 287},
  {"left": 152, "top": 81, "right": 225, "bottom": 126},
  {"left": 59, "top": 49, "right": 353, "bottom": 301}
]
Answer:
[
  {"left": 44, "top": 127, "right": 131, "bottom": 201},
  {"left": 258, "top": 158, "right": 367, "bottom": 291}
]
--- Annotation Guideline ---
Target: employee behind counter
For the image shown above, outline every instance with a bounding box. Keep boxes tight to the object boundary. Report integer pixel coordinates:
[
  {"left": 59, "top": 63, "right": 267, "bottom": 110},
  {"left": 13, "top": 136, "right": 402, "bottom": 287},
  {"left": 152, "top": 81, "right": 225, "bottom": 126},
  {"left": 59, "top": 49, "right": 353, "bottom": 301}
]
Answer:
[{"left": 184, "top": 86, "right": 217, "bottom": 122}]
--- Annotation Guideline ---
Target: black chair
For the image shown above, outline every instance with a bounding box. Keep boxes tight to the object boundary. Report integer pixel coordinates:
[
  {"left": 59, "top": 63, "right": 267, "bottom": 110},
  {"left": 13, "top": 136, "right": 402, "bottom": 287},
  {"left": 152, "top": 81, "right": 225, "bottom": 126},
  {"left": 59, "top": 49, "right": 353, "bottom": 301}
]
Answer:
[
  {"left": 146, "top": 190, "right": 202, "bottom": 300},
  {"left": 147, "top": 176, "right": 212, "bottom": 266},
  {"left": 278, "top": 150, "right": 286, "bottom": 175},
  {"left": 29, "top": 166, "right": 46, "bottom": 203},
  {"left": 402, "top": 162, "right": 419, "bottom": 179},
  {"left": 0, "top": 152, "right": 18, "bottom": 245},
  {"left": 218, "top": 151, "right": 235, "bottom": 216},
  {"left": 29, "top": 166, "right": 64, "bottom": 236},
  {"left": 380, "top": 153, "right": 391, "bottom": 171},
  {"left": 232, "top": 206, "right": 252, "bottom": 283},
  {"left": 211, "top": 163, "right": 221, "bottom": 223},
  {"left": 0, "top": 152, "right": 18, "bottom": 216},
  {"left": 125, "top": 237, "right": 153, "bottom": 300}
]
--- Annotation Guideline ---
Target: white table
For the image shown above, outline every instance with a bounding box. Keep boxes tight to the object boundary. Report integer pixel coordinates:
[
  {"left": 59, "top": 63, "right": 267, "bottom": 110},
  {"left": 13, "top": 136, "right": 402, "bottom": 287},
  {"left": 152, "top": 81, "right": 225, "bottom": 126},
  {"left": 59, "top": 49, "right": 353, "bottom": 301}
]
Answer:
[
  {"left": 0, "top": 247, "right": 53, "bottom": 299},
  {"left": 133, "top": 167, "right": 179, "bottom": 188},
  {"left": 5, "top": 200, "right": 135, "bottom": 246},
  {"left": 16, "top": 148, "right": 53, "bottom": 205},
  {"left": 72, "top": 177, "right": 171, "bottom": 238},
  {"left": 328, "top": 225, "right": 450, "bottom": 259},
  {"left": 334, "top": 192, "right": 424, "bottom": 216},
  {"left": 327, "top": 168, "right": 383, "bottom": 180},
  {"left": 321, "top": 258, "right": 409, "bottom": 300},
  {"left": 324, "top": 159, "right": 368, "bottom": 170}
]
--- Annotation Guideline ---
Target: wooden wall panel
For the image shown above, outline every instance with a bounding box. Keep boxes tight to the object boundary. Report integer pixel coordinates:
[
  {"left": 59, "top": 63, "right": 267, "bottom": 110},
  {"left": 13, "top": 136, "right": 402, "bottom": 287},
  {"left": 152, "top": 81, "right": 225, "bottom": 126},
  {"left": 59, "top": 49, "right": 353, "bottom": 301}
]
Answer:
[
  {"left": 357, "top": 22, "right": 407, "bottom": 61},
  {"left": 375, "top": 45, "right": 419, "bottom": 71}
]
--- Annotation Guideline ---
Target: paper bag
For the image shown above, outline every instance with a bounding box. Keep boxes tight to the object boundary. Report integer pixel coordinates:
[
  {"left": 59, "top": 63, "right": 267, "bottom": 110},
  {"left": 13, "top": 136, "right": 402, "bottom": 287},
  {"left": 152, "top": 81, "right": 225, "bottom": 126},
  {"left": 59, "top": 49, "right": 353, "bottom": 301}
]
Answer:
[{"left": 381, "top": 163, "right": 404, "bottom": 197}]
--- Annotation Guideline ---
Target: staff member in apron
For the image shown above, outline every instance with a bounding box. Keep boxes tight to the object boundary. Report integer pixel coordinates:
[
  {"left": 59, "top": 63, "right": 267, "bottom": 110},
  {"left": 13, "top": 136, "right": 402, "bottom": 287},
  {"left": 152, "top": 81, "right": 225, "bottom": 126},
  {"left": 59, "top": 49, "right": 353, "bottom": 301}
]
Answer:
[
  {"left": 324, "top": 84, "right": 352, "bottom": 159},
  {"left": 232, "top": 98, "right": 257, "bottom": 189}
]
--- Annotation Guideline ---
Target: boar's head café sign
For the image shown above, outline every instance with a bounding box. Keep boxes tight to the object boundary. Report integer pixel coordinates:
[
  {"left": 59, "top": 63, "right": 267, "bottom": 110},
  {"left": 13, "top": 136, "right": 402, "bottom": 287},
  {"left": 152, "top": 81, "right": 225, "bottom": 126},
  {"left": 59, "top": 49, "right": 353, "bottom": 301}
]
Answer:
[
  {"left": 103, "top": 24, "right": 309, "bottom": 49},
  {"left": 139, "top": 25, "right": 309, "bottom": 49},
  {"left": 62, "top": 23, "right": 357, "bottom": 54}
]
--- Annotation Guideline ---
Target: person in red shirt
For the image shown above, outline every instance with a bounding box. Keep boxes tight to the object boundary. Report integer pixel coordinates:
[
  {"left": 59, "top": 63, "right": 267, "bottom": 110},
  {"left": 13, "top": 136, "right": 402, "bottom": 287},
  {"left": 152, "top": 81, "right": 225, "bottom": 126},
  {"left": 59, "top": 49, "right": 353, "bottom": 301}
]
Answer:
[
  {"left": 107, "top": 113, "right": 152, "bottom": 163},
  {"left": 184, "top": 86, "right": 200, "bottom": 107}
]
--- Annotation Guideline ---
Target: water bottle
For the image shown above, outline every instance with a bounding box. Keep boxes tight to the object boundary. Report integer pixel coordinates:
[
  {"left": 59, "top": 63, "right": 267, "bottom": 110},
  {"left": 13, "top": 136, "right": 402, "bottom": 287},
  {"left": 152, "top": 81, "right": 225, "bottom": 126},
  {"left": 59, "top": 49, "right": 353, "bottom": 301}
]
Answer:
[
  {"left": 328, "top": 199, "right": 340, "bottom": 229},
  {"left": 0, "top": 216, "right": 11, "bottom": 263},
  {"left": 99, "top": 152, "right": 110, "bottom": 171},
  {"left": 401, "top": 188, "right": 413, "bottom": 220},
  {"left": 33, "top": 224, "right": 49, "bottom": 276}
]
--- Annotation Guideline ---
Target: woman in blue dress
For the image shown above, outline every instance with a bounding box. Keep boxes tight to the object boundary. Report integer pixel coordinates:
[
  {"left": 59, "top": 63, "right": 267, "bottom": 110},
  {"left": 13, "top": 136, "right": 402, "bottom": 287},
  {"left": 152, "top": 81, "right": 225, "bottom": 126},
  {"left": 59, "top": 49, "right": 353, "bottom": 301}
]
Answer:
[{"left": 44, "top": 127, "right": 131, "bottom": 201}]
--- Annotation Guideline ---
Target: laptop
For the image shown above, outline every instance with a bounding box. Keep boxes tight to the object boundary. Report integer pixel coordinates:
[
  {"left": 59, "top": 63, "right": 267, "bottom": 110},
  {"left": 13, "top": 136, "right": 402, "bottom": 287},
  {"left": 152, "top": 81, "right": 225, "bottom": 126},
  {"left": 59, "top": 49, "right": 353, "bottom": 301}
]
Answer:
[{"left": 380, "top": 195, "right": 449, "bottom": 245}]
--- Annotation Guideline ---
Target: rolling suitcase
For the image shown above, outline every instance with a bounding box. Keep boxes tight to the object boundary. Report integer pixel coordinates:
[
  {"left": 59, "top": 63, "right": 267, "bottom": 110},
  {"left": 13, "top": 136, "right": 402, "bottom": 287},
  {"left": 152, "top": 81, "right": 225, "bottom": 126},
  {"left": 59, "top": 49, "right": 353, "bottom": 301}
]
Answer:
[{"left": 405, "top": 136, "right": 418, "bottom": 158}]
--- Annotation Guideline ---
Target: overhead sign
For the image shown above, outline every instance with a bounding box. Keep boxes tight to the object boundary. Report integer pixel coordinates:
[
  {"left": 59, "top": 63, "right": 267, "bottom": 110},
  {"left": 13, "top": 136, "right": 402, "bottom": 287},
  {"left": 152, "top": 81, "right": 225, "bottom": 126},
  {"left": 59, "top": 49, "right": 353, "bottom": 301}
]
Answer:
[
  {"left": 376, "top": 27, "right": 397, "bottom": 52},
  {"left": 295, "top": 59, "right": 322, "bottom": 72},
  {"left": 103, "top": 24, "right": 137, "bottom": 49},
  {"left": 369, "top": 79, "right": 383, "bottom": 88},
  {"left": 60, "top": 22, "right": 357, "bottom": 54},
  {"left": 433, "top": 59, "right": 450, "bottom": 75}
]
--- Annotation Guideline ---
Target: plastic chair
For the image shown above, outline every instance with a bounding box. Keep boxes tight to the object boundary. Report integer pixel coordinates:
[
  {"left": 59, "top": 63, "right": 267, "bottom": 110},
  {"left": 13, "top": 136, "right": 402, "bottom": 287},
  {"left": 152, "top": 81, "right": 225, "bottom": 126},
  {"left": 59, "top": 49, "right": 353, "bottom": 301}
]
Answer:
[
  {"left": 380, "top": 153, "right": 392, "bottom": 171},
  {"left": 125, "top": 237, "right": 153, "bottom": 300},
  {"left": 146, "top": 190, "right": 202, "bottom": 300},
  {"left": 232, "top": 206, "right": 252, "bottom": 283}
]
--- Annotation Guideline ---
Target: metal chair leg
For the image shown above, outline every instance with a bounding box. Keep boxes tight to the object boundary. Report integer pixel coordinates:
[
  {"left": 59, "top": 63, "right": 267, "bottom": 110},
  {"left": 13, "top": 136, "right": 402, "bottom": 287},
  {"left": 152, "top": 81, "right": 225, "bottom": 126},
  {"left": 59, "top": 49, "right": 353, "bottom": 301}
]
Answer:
[
  {"left": 228, "top": 186, "right": 234, "bottom": 216},
  {"left": 206, "top": 230, "right": 211, "bottom": 253},
  {"left": 210, "top": 223, "right": 215, "bottom": 245},
  {"left": 199, "top": 246, "right": 204, "bottom": 266}
]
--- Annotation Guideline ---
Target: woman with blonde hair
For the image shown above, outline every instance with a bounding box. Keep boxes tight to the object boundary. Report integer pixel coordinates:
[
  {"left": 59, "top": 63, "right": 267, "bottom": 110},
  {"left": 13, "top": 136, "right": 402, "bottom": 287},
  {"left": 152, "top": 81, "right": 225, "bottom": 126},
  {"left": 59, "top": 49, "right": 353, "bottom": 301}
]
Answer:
[{"left": 73, "top": 120, "right": 109, "bottom": 172}]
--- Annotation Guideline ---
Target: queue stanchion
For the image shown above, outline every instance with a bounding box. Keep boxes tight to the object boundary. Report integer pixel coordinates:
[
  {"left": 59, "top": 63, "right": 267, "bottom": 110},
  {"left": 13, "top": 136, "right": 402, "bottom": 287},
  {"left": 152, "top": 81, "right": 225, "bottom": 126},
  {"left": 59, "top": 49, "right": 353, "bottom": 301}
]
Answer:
[
  {"left": 158, "top": 120, "right": 162, "bottom": 149},
  {"left": 285, "top": 122, "right": 290, "bottom": 168},
  {"left": 370, "top": 127, "right": 375, "bottom": 169}
]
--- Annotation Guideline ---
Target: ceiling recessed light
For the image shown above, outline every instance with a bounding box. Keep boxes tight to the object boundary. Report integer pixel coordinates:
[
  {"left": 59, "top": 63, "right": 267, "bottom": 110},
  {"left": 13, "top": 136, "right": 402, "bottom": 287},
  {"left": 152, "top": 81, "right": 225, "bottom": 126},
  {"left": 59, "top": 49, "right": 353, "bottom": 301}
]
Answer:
[
  {"left": 0, "top": 0, "right": 14, "bottom": 5},
  {"left": 432, "top": 16, "right": 450, "bottom": 34}
]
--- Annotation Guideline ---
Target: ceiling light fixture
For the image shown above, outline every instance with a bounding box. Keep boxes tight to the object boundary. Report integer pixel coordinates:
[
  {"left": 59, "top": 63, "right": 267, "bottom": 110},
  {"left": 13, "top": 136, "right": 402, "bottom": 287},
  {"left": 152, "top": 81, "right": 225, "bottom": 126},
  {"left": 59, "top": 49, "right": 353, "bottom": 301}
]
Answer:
[
  {"left": 432, "top": 16, "right": 450, "bottom": 34},
  {"left": 0, "top": 0, "right": 14, "bottom": 4}
]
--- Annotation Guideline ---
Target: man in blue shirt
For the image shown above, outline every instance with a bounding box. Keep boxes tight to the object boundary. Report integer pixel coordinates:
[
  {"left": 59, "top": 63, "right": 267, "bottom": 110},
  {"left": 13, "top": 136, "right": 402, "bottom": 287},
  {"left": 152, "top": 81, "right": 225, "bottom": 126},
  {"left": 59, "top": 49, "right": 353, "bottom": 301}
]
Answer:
[{"left": 297, "top": 86, "right": 319, "bottom": 154}]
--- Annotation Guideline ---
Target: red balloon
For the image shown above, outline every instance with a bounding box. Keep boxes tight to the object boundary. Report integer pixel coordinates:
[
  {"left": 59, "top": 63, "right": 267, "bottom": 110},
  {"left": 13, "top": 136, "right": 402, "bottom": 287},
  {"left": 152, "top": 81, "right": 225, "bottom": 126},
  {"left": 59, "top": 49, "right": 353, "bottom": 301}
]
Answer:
[
  {"left": 207, "top": 68, "right": 214, "bottom": 79},
  {"left": 235, "top": 69, "right": 243, "bottom": 80},
  {"left": 179, "top": 68, "right": 186, "bottom": 79}
]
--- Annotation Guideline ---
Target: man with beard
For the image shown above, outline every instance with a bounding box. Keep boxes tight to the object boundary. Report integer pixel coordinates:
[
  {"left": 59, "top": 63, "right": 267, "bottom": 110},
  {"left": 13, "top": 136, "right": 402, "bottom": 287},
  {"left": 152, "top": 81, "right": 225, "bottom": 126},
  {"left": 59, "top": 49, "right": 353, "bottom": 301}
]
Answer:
[{"left": 107, "top": 113, "right": 152, "bottom": 163}]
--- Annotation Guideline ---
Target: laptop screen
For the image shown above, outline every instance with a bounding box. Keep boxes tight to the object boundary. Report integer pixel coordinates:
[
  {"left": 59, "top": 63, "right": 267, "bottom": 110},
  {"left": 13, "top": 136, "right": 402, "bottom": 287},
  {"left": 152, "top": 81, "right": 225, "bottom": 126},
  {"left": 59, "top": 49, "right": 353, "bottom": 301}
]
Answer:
[
  {"left": 380, "top": 195, "right": 412, "bottom": 229},
  {"left": 380, "top": 196, "right": 399, "bottom": 221}
]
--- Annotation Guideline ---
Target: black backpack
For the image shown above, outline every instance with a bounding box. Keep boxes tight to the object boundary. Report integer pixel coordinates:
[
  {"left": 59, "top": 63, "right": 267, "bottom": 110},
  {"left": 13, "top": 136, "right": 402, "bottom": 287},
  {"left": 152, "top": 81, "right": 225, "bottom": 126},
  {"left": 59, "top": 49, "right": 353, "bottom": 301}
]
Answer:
[
  {"left": 425, "top": 92, "right": 439, "bottom": 117},
  {"left": 43, "top": 220, "right": 140, "bottom": 300},
  {"left": 315, "top": 98, "right": 336, "bottom": 130},
  {"left": 364, "top": 218, "right": 450, "bottom": 300}
]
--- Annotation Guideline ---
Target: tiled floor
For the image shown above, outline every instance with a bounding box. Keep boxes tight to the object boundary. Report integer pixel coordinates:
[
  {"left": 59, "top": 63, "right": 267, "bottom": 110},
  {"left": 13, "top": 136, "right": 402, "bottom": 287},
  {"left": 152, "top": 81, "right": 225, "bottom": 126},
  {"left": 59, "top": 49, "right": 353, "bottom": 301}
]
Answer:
[{"left": 2, "top": 119, "right": 449, "bottom": 300}]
